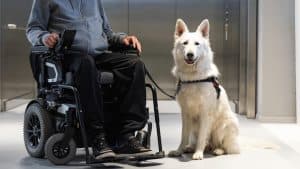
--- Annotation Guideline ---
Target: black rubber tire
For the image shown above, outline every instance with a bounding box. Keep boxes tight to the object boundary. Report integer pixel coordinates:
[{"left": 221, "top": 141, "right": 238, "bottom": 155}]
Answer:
[
  {"left": 45, "top": 133, "right": 76, "bottom": 165},
  {"left": 23, "top": 102, "right": 54, "bottom": 158}
]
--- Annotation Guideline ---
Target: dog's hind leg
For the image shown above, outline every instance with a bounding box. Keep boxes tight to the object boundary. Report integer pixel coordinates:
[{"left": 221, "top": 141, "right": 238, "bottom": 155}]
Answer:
[
  {"left": 213, "top": 148, "right": 225, "bottom": 156},
  {"left": 222, "top": 125, "right": 240, "bottom": 154},
  {"left": 223, "top": 136, "right": 240, "bottom": 154},
  {"left": 169, "top": 112, "right": 191, "bottom": 157}
]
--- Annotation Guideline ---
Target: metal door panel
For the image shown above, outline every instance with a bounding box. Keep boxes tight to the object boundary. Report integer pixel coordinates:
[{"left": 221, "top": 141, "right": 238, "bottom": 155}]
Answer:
[
  {"left": 102, "top": 0, "right": 129, "bottom": 33},
  {"left": 222, "top": 0, "right": 240, "bottom": 101},
  {"left": 129, "top": 0, "right": 176, "bottom": 99},
  {"left": 1, "top": 0, "right": 34, "bottom": 111},
  {"left": 177, "top": 0, "right": 240, "bottom": 101}
]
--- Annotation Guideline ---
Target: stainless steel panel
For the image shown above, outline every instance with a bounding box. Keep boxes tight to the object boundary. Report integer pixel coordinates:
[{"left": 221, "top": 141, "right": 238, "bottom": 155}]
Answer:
[
  {"left": 176, "top": 0, "right": 225, "bottom": 75},
  {"left": 239, "top": 0, "right": 248, "bottom": 115},
  {"left": 129, "top": 0, "right": 176, "bottom": 99},
  {"left": 177, "top": 0, "right": 240, "bottom": 101},
  {"left": 102, "top": 0, "right": 129, "bottom": 33},
  {"left": 222, "top": 0, "right": 240, "bottom": 101},
  {"left": 246, "top": 0, "right": 257, "bottom": 118},
  {"left": 1, "top": 0, "right": 34, "bottom": 111},
  {"left": 0, "top": 0, "right": 3, "bottom": 110},
  {"left": 128, "top": 0, "right": 241, "bottom": 103}
]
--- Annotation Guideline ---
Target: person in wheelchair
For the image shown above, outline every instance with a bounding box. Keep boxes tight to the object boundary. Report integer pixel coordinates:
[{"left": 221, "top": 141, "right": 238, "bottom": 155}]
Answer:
[{"left": 26, "top": 0, "right": 149, "bottom": 160}]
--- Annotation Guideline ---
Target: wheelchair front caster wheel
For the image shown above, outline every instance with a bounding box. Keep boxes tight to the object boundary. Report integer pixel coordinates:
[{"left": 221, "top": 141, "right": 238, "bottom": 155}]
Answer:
[{"left": 45, "top": 133, "right": 76, "bottom": 165}]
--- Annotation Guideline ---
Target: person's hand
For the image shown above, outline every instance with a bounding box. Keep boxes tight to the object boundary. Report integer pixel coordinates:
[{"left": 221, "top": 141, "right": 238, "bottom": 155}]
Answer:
[
  {"left": 122, "top": 36, "right": 142, "bottom": 54},
  {"left": 43, "top": 33, "right": 59, "bottom": 48}
]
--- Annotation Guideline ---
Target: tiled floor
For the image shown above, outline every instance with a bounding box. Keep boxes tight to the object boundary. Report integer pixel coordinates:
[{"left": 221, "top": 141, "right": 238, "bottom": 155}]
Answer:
[{"left": 0, "top": 104, "right": 300, "bottom": 169}]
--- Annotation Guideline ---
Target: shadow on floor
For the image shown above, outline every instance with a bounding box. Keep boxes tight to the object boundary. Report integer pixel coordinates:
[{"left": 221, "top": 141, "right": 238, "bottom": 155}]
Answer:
[
  {"left": 19, "top": 154, "right": 163, "bottom": 169},
  {"left": 169, "top": 153, "right": 219, "bottom": 162}
]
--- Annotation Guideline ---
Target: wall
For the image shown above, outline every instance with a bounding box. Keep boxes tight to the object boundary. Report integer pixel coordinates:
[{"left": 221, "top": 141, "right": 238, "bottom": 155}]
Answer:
[
  {"left": 257, "top": 0, "right": 296, "bottom": 122},
  {"left": 295, "top": 0, "right": 300, "bottom": 124}
]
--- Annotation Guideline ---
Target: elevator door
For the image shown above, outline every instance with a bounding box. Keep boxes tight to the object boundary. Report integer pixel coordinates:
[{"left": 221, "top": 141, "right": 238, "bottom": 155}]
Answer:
[
  {"left": 102, "top": 0, "right": 128, "bottom": 34},
  {"left": 176, "top": 0, "right": 240, "bottom": 102},
  {"left": 129, "top": 0, "right": 177, "bottom": 98},
  {"left": 127, "top": 0, "right": 240, "bottom": 101}
]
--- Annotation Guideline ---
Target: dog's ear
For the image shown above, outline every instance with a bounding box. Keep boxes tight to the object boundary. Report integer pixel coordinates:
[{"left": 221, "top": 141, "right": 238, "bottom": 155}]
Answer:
[
  {"left": 197, "top": 19, "right": 210, "bottom": 39},
  {"left": 175, "top": 19, "right": 189, "bottom": 39}
]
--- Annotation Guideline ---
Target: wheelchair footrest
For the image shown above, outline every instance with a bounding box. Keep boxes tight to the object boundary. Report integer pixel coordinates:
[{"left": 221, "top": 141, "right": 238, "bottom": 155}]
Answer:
[
  {"left": 88, "top": 155, "right": 126, "bottom": 164},
  {"left": 126, "top": 151, "right": 165, "bottom": 161},
  {"left": 87, "top": 151, "right": 165, "bottom": 164}
]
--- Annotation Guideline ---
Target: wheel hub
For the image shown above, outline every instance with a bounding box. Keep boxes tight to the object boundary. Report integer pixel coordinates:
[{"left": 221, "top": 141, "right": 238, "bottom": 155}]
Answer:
[
  {"left": 32, "top": 126, "right": 38, "bottom": 136},
  {"left": 53, "top": 142, "right": 70, "bottom": 158}
]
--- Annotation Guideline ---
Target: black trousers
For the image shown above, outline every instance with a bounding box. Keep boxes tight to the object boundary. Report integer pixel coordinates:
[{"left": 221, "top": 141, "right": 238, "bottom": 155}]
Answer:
[{"left": 64, "top": 52, "right": 147, "bottom": 140}]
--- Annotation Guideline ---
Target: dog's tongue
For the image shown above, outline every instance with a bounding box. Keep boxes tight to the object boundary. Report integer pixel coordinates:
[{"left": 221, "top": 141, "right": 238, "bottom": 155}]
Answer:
[{"left": 185, "top": 59, "right": 195, "bottom": 64}]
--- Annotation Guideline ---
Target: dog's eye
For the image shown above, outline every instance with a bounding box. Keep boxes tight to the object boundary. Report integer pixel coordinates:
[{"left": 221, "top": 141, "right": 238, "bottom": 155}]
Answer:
[
  {"left": 195, "top": 42, "right": 200, "bottom": 45},
  {"left": 183, "top": 41, "right": 188, "bottom": 45}
]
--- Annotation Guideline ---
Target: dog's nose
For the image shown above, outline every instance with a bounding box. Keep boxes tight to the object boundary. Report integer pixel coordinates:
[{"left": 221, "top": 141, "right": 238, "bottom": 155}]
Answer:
[{"left": 187, "top": 53, "right": 194, "bottom": 59}]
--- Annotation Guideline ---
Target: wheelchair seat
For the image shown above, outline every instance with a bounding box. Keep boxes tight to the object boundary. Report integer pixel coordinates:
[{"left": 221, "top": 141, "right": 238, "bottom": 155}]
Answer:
[{"left": 99, "top": 72, "right": 114, "bottom": 84}]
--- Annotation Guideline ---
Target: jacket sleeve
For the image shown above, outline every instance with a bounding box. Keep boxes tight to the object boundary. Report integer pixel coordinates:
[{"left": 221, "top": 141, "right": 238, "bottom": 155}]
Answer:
[
  {"left": 26, "top": 0, "right": 51, "bottom": 46},
  {"left": 99, "top": 0, "right": 127, "bottom": 46}
]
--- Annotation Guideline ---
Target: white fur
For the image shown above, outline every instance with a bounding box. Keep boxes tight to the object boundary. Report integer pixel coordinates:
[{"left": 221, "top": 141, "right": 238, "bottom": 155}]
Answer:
[{"left": 168, "top": 19, "right": 240, "bottom": 160}]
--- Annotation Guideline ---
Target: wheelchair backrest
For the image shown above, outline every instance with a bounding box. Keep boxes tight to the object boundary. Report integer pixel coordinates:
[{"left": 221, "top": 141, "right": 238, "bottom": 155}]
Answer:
[
  {"left": 30, "top": 50, "right": 64, "bottom": 86},
  {"left": 29, "top": 30, "right": 76, "bottom": 87},
  {"left": 45, "top": 59, "right": 63, "bottom": 84}
]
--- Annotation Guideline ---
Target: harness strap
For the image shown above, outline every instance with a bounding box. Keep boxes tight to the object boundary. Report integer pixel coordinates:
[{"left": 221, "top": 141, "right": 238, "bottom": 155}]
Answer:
[{"left": 176, "top": 77, "right": 221, "bottom": 99}]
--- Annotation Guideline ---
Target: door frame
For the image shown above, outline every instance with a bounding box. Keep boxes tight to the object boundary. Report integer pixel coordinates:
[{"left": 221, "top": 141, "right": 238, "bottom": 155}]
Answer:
[
  {"left": 239, "top": 0, "right": 258, "bottom": 118},
  {"left": 0, "top": 0, "right": 3, "bottom": 111}
]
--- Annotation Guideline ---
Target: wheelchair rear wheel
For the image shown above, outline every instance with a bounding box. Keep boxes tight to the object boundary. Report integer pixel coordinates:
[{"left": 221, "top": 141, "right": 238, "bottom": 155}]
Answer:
[
  {"left": 45, "top": 133, "right": 76, "bottom": 165},
  {"left": 23, "top": 102, "right": 54, "bottom": 158}
]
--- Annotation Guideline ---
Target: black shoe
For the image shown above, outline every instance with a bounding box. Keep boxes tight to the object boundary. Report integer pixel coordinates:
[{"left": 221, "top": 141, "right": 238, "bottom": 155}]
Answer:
[
  {"left": 115, "top": 136, "right": 151, "bottom": 154},
  {"left": 92, "top": 134, "right": 116, "bottom": 160}
]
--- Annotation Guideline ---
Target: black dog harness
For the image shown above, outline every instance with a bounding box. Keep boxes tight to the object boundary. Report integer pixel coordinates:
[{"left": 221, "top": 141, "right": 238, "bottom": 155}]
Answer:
[
  {"left": 145, "top": 67, "right": 221, "bottom": 100},
  {"left": 175, "top": 77, "right": 221, "bottom": 99}
]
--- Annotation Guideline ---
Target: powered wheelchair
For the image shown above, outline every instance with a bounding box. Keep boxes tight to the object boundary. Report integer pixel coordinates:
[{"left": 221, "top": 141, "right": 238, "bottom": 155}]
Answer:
[{"left": 23, "top": 30, "right": 164, "bottom": 165}]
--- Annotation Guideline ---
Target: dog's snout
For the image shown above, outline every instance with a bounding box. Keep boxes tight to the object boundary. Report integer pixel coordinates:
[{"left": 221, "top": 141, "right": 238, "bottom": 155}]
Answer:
[{"left": 187, "top": 53, "right": 194, "bottom": 59}]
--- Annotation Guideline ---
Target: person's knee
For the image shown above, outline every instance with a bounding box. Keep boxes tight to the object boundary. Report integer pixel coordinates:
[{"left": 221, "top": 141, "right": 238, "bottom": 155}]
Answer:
[
  {"left": 82, "top": 55, "right": 95, "bottom": 65},
  {"left": 133, "top": 58, "right": 145, "bottom": 69},
  {"left": 80, "top": 55, "right": 97, "bottom": 69}
]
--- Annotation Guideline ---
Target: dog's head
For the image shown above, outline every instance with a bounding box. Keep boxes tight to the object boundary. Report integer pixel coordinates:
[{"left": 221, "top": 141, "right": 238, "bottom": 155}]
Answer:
[{"left": 173, "top": 19, "right": 212, "bottom": 66}]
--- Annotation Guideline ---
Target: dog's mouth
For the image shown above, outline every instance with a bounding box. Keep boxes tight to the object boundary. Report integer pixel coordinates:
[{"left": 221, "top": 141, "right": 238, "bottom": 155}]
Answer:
[{"left": 184, "top": 58, "right": 196, "bottom": 65}]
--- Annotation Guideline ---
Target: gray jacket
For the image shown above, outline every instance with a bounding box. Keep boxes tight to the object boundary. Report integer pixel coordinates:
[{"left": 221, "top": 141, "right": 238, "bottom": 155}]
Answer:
[{"left": 26, "top": 0, "right": 127, "bottom": 56}]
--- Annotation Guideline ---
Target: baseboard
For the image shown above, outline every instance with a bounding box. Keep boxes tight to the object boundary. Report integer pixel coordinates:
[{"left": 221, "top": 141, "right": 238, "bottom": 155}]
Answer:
[
  {"left": 1, "top": 92, "right": 33, "bottom": 112},
  {"left": 146, "top": 100, "right": 237, "bottom": 114},
  {"left": 257, "top": 114, "right": 296, "bottom": 123},
  {"left": 146, "top": 100, "right": 180, "bottom": 114}
]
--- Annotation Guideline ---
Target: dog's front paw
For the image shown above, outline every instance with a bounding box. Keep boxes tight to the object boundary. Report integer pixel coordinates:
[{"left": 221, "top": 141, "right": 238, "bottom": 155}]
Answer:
[
  {"left": 183, "top": 145, "right": 195, "bottom": 153},
  {"left": 192, "top": 151, "right": 204, "bottom": 160},
  {"left": 168, "top": 150, "right": 183, "bottom": 157}
]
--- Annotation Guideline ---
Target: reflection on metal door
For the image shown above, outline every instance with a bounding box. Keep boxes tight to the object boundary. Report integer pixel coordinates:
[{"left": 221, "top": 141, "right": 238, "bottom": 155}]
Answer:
[
  {"left": 0, "top": 0, "right": 34, "bottom": 111},
  {"left": 102, "top": 0, "right": 256, "bottom": 116},
  {"left": 176, "top": 0, "right": 240, "bottom": 103}
]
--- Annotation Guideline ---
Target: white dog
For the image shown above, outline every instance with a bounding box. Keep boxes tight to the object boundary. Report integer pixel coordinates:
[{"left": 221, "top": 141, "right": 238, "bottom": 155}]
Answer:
[{"left": 168, "top": 19, "right": 240, "bottom": 160}]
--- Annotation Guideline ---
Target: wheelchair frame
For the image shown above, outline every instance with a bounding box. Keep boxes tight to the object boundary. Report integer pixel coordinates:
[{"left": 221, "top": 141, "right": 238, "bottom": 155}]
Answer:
[{"left": 24, "top": 30, "right": 165, "bottom": 165}]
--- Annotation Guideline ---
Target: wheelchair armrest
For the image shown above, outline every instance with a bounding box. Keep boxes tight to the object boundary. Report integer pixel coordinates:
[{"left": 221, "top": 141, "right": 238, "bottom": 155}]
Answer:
[
  {"left": 31, "top": 30, "right": 76, "bottom": 55},
  {"left": 31, "top": 45, "right": 51, "bottom": 54},
  {"left": 108, "top": 44, "right": 138, "bottom": 54}
]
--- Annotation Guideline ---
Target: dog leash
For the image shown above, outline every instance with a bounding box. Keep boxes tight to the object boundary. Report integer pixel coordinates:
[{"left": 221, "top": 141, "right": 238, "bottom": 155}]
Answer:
[
  {"left": 145, "top": 67, "right": 221, "bottom": 100},
  {"left": 145, "top": 67, "right": 176, "bottom": 100}
]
